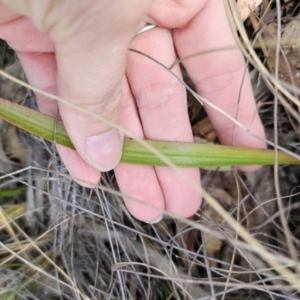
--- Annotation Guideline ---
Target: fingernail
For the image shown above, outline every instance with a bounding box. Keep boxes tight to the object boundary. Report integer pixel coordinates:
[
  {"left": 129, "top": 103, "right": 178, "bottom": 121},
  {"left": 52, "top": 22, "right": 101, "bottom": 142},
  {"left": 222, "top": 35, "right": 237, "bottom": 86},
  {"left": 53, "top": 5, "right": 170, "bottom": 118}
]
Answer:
[
  {"left": 148, "top": 215, "right": 163, "bottom": 224},
  {"left": 85, "top": 129, "right": 123, "bottom": 171}
]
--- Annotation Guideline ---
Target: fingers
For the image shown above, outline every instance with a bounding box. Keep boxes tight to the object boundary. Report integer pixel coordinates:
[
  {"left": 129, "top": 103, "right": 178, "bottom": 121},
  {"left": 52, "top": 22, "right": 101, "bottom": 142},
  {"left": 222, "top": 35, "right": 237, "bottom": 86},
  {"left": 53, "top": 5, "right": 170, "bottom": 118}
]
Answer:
[
  {"left": 126, "top": 28, "right": 201, "bottom": 218},
  {"left": 147, "top": 0, "right": 204, "bottom": 28},
  {"left": 114, "top": 78, "right": 165, "bottom": 223},
  {"left": 173, "top": 0, "right": 266, "bottom": 171}
]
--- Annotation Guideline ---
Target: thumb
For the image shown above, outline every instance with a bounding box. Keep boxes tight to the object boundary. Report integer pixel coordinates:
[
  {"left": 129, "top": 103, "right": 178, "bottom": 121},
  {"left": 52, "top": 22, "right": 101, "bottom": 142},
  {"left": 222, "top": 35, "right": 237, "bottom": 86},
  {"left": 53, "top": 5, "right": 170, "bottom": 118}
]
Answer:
[
  {"left": 55, "top": 31, "right": 128, "bottom": 171},
  {"left": 51, "top": 1, "right": 151, "bottom": 171},
  {"left": 53, "top": 1, "right": 151, "bottom": 171},
  {"left": 56, "top": 46, "right": 124, "bottom": 171}
]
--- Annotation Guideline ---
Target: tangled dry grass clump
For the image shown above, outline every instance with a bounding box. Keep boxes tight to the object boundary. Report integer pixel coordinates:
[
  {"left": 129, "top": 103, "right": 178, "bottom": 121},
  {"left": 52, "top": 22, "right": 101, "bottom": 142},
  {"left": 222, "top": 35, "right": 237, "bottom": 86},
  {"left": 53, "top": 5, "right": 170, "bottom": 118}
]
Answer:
[{"left": 1, "top": 1, "right": 300, "bottom": 299}]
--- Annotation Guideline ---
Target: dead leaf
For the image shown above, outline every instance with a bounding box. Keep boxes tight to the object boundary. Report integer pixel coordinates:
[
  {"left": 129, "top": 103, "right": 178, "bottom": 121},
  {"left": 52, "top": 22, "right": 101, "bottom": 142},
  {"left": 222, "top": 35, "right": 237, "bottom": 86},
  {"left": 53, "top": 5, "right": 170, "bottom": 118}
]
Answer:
[
  {"left": 264, "top": 14, "right": 300, "bottom": 88},
  {"left": 237, "top": 0, "right": 262, "bottom": 21},
  {"left": 192, "top": 117, "right": 217, "bottom": 142}
]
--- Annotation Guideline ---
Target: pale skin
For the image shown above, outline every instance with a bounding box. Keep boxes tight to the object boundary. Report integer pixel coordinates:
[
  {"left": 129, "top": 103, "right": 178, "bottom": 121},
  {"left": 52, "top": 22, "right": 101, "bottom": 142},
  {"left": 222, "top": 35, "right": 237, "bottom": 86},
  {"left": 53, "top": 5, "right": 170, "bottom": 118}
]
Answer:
[{"left": 0, "top": 0, "right": 266, "bottom": 223}]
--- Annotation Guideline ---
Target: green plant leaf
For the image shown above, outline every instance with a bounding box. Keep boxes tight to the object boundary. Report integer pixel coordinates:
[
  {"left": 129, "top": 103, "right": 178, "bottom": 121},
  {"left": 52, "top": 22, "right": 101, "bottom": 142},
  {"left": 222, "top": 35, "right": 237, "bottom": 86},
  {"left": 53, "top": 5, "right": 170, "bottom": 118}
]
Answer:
[
  {"left": 121, "top": 138, "right": 300, "bottom": 166},
  {"left": 0, "top": 186, "right": 26, "bottom": 198},
  {"left": 0, "top": 98, "right": 72, "bottom": 148},
  {"left": 0, "top": 97, "right": 299, "bottom": 167}
]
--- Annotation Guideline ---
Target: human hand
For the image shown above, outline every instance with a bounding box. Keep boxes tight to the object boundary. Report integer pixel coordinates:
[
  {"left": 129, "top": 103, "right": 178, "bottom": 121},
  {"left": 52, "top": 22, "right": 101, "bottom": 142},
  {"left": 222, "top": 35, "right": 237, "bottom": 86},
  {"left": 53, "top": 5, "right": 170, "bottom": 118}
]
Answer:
[{"left": 0, "top": 1, "right": 266, "bottom": 223}]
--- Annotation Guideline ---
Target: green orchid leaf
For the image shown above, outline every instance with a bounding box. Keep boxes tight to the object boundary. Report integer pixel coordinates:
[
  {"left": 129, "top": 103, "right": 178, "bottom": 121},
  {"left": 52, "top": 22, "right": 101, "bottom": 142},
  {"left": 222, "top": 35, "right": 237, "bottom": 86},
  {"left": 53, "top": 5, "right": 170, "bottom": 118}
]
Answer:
[{"left": 0, "top": 97, "right": 299, "bottom": 167}]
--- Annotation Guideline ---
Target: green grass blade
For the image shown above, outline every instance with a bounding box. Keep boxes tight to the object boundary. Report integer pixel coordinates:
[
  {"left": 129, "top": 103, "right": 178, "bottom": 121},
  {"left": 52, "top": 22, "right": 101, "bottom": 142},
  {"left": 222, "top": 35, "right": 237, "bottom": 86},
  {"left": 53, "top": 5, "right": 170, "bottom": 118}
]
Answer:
[
  {"left": 122, "top": 139, "right": 300, "bottom": 166},
  {"left": 0, "top": 186, "right": 26, "bottom": 198},
  {"left": 0, "top": 97, "right": 299, "bottom": 167},
  {"left": 0, "top": 98, "right": 72, "bottom": 148}
]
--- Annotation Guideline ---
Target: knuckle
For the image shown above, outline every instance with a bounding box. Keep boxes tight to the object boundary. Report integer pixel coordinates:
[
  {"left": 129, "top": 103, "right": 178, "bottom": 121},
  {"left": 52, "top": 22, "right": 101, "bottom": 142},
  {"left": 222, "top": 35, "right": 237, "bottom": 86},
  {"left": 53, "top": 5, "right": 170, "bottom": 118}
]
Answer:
[
  {"left": 199, "top": 64, "right": 246, "bottom": 94},
  {"left": 136, "top": 82, "right": 183, "bottom": 110},
  {"left": 73, "top": 93, "right": 121, "bottom": 125}
]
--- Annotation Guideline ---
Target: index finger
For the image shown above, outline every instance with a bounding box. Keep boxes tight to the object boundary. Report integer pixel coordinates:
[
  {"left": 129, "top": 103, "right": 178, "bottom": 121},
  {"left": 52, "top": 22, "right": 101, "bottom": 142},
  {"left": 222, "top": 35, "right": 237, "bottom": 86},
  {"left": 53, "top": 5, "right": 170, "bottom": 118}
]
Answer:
[{"left": 173, "top": 0, "right": 266, "bottom": 171}]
